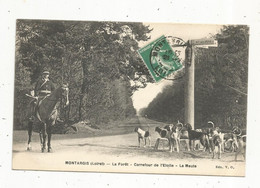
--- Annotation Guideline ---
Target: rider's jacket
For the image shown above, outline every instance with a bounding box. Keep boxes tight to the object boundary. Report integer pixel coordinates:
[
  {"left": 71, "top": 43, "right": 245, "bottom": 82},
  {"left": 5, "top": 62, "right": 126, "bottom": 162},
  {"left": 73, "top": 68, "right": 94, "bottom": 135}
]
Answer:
[{"left": 34, "top": 78, "right": 55, "bottom": 96}]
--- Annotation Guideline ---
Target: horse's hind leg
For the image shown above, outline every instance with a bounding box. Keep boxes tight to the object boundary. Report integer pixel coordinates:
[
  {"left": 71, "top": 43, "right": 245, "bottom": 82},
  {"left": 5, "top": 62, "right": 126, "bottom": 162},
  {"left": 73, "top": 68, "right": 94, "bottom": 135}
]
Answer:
[
  {"left": 41, "top": 123, "right": 47, "bottom": 152},
  {"left": 27, "top": 120, "right": 33, "bottom": 150},
  {"left": 47, "top": 126, "right": 52, "bottom": 152},
  {"left": 39, "top": 131, "right": 43, "bottom": 149}
]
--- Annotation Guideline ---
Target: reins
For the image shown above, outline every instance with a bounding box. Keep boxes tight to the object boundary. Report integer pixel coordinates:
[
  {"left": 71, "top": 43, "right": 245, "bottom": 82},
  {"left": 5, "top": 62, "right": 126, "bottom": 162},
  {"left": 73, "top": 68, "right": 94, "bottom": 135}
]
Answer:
[{"left": 43, "top": 87, "right": 68, "bottom": 102}]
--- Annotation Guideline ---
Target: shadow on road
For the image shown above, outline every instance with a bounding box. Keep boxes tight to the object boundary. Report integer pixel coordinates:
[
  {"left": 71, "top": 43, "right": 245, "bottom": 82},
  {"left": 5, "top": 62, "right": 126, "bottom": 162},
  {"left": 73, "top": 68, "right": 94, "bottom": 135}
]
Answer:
[
  {"left": 182, "top": 151, "right": 205, "bottom": 159},
  {"left": 61, "top": 142, "right": 155, "bottom": 152}
]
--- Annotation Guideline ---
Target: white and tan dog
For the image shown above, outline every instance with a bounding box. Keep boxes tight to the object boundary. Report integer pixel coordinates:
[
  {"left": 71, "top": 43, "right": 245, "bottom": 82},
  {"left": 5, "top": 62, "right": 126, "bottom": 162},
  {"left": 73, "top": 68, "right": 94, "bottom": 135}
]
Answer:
[
  {"left": 232, "top": 126, "right": 246, "bottom": 161},
  {"left": 163, "top": 122, "right": 184, "bottom": 153},
  {"left": 234, "top": 135, "right": 246, "bottom": 161},
  {"left": 207, "top": 121, "right": 223, "bottom": 159},
  {"left": 154, "top": 126, "right": 171, "bottom": 150},
  {"left": 134, "top": 127, "right": 151, "bottom": 147}
]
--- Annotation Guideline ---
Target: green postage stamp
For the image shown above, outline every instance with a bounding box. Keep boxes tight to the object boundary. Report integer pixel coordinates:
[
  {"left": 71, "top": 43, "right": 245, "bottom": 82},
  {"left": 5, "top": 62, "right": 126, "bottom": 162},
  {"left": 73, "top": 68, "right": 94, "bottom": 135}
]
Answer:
[{"left": 138, "top": 35, "right": 183, "bottom": 82}]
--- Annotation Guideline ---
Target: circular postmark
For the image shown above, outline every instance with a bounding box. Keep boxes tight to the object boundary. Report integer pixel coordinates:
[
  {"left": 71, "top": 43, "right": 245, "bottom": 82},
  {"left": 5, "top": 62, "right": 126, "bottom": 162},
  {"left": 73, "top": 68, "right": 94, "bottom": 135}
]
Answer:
[{"left": 150, "top": 36, "right": 186, "bottom": 80}]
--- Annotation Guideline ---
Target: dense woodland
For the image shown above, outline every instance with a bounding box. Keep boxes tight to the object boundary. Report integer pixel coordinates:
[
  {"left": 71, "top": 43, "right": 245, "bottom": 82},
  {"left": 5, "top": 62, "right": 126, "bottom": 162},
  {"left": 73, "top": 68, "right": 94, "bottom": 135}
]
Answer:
[
  {"left": 14, "top": 20, "right": 153, "bottom": 129},
  {"left": 140, "top": 25, "right": 249, "bottom": 129},
  {"left": 14, "top": 21, "right": 248, "bottom": 130}
]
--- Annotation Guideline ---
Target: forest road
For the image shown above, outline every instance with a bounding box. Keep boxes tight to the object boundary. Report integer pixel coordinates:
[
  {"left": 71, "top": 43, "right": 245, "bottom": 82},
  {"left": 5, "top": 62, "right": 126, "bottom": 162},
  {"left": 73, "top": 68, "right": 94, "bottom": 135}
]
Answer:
[{"left": 12, "top": 117, "right": 245, "bottom": 175}]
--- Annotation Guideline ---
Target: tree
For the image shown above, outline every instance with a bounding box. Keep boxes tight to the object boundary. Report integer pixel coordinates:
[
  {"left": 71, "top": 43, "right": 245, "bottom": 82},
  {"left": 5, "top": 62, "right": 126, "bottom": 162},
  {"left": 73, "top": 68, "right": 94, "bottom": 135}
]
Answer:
[
  {"left": 195, "top": 25, "right": 248, "bottom": 128},
  {"left": 143, "top": 81, "right": 184, "bottom": 123},
  {"left": 142, "top": 25, "right": 249, "bottom": 129},
  {"left": 76, "top": 21, "right": 153, "bottom": 120},
  {"left": 14, "top": 20, "right": 152, "bottom": 128}
]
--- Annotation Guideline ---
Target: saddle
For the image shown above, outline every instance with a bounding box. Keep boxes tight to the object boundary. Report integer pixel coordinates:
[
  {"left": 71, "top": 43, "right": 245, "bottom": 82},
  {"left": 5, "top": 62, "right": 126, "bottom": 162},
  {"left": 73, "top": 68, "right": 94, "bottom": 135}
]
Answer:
[{"left": 30, "top": 95, "right": 49, "bottom": 122}]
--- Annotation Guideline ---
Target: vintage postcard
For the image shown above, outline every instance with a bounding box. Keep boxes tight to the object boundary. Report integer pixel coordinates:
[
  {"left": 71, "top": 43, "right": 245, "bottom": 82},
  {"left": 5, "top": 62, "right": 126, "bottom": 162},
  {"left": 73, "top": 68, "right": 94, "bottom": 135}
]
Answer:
[{"left": 12, "top": 20, "right": 248, "bottom": 176}]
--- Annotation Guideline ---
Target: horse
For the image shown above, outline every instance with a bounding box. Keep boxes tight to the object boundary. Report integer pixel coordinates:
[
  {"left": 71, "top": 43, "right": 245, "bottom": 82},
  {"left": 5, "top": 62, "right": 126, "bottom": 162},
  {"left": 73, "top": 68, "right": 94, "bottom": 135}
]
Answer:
[{"left": 27, "top": 84, "right": 69, "bottom": 152}]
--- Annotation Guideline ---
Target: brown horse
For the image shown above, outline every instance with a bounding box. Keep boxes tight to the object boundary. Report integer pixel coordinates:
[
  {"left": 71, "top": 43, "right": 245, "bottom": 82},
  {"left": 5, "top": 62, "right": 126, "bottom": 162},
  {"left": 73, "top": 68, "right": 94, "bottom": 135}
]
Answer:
[{"left": 27, "top": 84, "right": 69, "bottom": 152}]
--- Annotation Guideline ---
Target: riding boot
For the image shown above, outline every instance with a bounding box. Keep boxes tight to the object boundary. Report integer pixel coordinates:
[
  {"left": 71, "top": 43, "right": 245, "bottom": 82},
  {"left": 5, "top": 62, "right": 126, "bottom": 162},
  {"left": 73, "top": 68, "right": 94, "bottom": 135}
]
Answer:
[{"left": 29, "top": 99, "right": 37, "bottom": 122}]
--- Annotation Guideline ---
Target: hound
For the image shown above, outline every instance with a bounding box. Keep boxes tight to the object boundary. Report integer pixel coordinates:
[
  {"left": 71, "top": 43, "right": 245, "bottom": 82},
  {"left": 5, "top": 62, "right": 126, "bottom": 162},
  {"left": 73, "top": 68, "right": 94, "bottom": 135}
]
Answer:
[
  {"left": 155, "top": 126, "right": 169, "bottom": 138},
  {"left": 202, "top": 121, "right": 216, "bottom": 153},
  {"left": 166, "top": 123, "right": 181, "bottom": 153},
  {"left": 170, "top": 121, "right": 183, "bottom": 153},
  {"left": 179, "top": 124, "right": 190, "bottom": 151},
  {"left": 207, "top": 121, "right": 222, "bottom": 159},
  {"left": 221, "top": 132, "right": 239, "bottom": 152},
  {"left": 232, "top": 126, "right": 247, "bottom": 136},
  {"left": 218, "top": 132, "right": 225, "bottom": 152},
  {"left": 164, "top": 121, "right": 184, "bottom": 153},
  {"left": 134, "top": 127, "right": 151, "bottom": 147},
  {"left": 210, "top": 134, "right": 222, "bottom": 159},
  {"left": 232, "top": 126, "right": 246, "bottom": 161},
  {"left": 235, "top": 135, "right": 246, "bottom": 161},
  {"left": 212, "top": 126, "right": 225, "bottom": 152},
  {"left": 154, "top": 126, "right": 171, "bottom": 150},
  {"left": 170, "top": 121, "right": 190, "bottom": 152},
  {"left": 185, "top": 123, "right": 209, "bottom": 151}
]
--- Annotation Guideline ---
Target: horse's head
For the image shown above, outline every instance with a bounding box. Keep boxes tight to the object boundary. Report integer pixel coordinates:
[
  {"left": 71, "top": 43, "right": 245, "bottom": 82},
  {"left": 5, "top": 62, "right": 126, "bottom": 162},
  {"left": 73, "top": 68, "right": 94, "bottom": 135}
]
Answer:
[{"left": 61, "top": 84, "right": 69, "bottom": 107}]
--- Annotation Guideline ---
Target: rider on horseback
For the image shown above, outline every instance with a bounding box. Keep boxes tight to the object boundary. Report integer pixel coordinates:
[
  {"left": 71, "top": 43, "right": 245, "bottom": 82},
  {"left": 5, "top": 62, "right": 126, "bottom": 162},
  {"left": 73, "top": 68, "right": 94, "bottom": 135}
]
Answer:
[
  {"left": 29, "top": 70, "right": 56, "bottom": 122},
  {"left": 34, "top": 70, "right": 55, "bottom": 98},
  {"left": 26, "top": 73, "right": 71, "bottom": 152}
]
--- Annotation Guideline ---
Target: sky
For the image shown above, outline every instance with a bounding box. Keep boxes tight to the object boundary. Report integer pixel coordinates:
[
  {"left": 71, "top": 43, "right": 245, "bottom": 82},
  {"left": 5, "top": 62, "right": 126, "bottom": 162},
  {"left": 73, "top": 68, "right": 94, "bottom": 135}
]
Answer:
[{"left": 132, "top": 23, "right": 223, "bottom": 113}]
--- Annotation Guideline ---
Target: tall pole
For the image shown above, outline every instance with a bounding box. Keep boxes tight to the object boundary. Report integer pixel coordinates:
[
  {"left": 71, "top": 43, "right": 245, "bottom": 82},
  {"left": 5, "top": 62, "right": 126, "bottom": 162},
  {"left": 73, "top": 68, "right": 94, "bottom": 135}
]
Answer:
[{"left": 184, "top": 42, "right": 195, "bottom": 130}]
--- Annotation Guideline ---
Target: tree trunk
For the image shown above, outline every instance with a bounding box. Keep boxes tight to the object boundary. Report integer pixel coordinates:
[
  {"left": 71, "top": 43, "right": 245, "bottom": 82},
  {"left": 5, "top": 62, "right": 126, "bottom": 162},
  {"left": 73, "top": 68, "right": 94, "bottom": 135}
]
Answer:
[{"left": 79, "top": 59, "right": 89, "bottom": 120}]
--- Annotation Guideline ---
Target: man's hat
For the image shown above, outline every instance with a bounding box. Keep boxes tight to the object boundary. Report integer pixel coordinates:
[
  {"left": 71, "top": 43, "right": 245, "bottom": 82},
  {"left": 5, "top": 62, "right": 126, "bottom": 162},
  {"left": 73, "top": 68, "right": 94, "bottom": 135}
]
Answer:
[{"left": 42, "top": 71, "right": 50, "bottom": 75}]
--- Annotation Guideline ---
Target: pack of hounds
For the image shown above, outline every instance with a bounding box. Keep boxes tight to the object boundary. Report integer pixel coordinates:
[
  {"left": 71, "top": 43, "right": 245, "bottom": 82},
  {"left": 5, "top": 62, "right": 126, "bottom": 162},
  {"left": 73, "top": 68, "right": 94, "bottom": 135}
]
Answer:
[{"left": 134, "top": 121, "right": 246, "bottom": 161}]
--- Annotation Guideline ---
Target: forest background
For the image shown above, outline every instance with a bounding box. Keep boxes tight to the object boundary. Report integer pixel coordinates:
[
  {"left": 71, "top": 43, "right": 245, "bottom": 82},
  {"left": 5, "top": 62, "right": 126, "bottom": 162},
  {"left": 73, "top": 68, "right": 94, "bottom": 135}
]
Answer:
[{"left": 14, "top": 20, "right": 248, "bottom": 130}]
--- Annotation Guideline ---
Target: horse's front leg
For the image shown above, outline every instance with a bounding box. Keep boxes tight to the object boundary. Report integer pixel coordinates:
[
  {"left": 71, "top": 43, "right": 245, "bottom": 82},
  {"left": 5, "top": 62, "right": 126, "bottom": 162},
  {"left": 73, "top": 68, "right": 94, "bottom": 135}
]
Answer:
[
  {"left": 39, "top": 125, "right": 43, "bottom": 149},
  {"left": 47, "top": 125, "right": 52, "bottom": 152},
  {"left": 27, "top": 120, "right": 33, "bottom": 151},
  {"left": 41, "top": 122, "right": 47, "bottom": 152}
]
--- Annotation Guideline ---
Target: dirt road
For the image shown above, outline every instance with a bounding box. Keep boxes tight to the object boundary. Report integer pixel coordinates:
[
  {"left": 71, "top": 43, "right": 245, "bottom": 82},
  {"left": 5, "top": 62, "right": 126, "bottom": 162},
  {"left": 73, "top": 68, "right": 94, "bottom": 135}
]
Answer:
[{"left": 12, "top": 118, "right": 245, "bottom": 176}]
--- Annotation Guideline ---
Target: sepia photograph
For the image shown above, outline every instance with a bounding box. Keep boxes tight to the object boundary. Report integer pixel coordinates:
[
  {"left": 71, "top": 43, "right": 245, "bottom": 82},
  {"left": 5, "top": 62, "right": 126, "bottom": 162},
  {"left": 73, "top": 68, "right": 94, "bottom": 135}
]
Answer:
[{"left": 12, "top": 20, "right": 248, "bottom": 176}]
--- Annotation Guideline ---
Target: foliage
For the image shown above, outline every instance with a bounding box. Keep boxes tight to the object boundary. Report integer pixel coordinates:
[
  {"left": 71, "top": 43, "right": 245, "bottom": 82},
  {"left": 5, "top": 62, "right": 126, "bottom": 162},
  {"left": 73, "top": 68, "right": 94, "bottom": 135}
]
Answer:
[
  {"left": 142, "top": 25, "right": 249, "bottom": 128},
  {"left": 14, "top": 20, "right": 152, "bottom": 129},
  {"left": 142, "top": 81, "right": 184, "bottom": 123}
]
